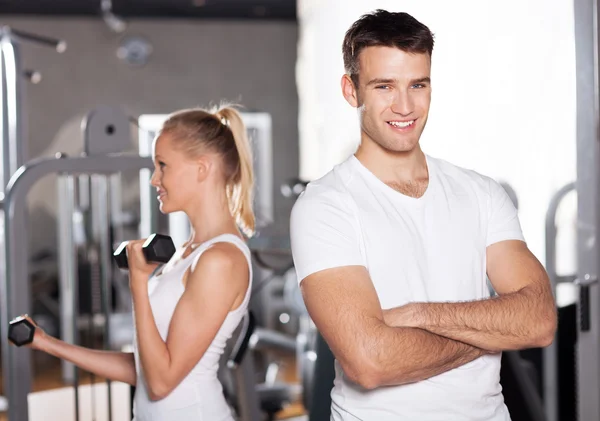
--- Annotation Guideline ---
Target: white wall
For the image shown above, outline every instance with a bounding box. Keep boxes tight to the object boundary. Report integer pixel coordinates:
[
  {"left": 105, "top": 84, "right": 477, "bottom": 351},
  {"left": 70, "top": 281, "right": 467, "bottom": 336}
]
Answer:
[{"left": 296, "top": 0, "right": 577, "bottom": 278}]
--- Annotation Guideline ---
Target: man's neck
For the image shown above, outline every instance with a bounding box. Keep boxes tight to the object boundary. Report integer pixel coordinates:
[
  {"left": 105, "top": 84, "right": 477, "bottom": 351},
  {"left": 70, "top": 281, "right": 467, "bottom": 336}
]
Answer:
[{"left": 355, "top": 143, "right": 429, "bottom": 186}]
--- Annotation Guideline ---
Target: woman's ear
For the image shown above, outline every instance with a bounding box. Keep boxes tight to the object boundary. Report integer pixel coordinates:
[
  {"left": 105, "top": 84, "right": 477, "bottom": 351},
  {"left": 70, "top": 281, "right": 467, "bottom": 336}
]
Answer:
[{"left": 196, "top": 155, "right": 212, "bottom": 182}]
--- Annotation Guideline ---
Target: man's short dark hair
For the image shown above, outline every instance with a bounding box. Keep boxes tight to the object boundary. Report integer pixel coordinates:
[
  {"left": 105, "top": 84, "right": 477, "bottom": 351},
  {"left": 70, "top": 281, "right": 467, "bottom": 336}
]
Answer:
[{"left": 342, "top": 10, "right": 434, "bottom": 87}]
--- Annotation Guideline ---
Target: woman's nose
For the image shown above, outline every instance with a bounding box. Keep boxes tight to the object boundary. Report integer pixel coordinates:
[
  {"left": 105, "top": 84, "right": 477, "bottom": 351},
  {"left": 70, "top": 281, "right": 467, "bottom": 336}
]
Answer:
[{"left": 150, "top": 170, "right": 160, "bottom": 187}]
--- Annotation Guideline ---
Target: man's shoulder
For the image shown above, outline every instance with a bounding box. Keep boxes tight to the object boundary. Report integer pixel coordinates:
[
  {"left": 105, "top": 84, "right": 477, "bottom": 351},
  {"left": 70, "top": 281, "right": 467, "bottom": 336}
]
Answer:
[
  {"left": 295, "top": 157, "right": 356, "bottom": 207},
  {"left": 290, "top": 158, "right": 361, "bottom": 240}
]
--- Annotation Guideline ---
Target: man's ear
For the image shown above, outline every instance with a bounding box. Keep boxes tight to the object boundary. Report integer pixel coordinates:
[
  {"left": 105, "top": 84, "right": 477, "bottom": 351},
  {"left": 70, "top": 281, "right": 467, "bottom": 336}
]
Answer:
[{"left": 341, "top": 74, "right": 360, "bottom": 108}]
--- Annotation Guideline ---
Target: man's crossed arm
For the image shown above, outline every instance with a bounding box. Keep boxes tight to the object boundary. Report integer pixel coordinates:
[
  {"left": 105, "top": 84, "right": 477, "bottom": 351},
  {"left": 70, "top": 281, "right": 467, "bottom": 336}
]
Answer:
[
  {"left": 383, "top": 240, "right": 557, "bottom": 352},
  {"left": 300, "top": 240, "right": 557, "bottom": 390}
]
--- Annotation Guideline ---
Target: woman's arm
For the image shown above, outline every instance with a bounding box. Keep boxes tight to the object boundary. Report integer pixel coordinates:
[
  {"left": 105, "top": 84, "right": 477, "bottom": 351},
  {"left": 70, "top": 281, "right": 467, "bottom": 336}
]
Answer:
[
  {"left": 25, "top": 317, "right": 137, "bottom": 385},
  {"left": 131, "top": 242, "right": 248, "bottom": 400}
]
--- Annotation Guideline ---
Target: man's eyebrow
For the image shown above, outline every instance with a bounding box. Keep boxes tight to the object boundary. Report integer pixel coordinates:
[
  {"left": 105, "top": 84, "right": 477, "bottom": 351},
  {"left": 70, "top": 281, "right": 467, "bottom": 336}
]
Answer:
[
  {"left": 366, "top": 78, "right": 397, "bottom": 86},
  {"left": 365, "top": 77, "right": 431, "bottom": 87},
  {"left": 410, "top": 77, "right": 431, "bottom": 85}
]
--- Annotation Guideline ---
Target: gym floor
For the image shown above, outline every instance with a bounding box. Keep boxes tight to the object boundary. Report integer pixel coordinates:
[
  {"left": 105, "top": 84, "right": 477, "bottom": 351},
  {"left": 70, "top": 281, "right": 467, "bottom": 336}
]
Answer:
[{"left": 0, "top": 352, "right": 306, "bottom": 421}]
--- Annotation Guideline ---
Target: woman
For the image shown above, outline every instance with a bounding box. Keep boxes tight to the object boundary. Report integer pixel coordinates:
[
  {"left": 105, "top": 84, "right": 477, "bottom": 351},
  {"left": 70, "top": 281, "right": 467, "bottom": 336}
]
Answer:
[{"left": 17, "top": 104, "right": 255, "bottom": 420}]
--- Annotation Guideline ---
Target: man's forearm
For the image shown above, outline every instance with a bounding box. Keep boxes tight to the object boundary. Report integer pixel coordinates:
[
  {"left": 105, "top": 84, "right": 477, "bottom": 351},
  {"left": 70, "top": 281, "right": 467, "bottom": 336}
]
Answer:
[
  {"left": 393, "top": 284, "right": 556, "bottom": 352},
  {"left": 354, "top": 322, "right": 488, "bottom": 387}
]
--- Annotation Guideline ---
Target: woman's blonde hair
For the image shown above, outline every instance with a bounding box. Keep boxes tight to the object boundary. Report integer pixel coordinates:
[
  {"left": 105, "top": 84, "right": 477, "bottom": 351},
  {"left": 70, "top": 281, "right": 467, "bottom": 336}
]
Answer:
[{"left": 160, "top": 104, "right": 255, "bottom": 237}]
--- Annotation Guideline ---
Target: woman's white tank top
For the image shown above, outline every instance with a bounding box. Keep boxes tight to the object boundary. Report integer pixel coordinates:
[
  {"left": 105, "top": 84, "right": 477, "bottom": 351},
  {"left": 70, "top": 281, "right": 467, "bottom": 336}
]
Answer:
[{"left": 132, "top": 233, "right": 252, "bottom": 421}]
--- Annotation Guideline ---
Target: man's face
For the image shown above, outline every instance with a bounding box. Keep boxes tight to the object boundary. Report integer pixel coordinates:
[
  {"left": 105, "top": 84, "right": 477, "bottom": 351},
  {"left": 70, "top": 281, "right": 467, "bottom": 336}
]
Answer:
[{"left": 342, "top": 46, "right": 432, "bottom": 153}]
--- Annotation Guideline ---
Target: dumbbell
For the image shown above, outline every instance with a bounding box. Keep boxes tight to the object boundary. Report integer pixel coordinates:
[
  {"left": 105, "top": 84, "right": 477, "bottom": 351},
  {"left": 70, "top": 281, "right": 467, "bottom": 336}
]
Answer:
[
  {"left": 8, "top": 316, "right": 36, "bottom": 347},
  {"left": 113, "top": 233, "right": 176, "bottom": 270}
]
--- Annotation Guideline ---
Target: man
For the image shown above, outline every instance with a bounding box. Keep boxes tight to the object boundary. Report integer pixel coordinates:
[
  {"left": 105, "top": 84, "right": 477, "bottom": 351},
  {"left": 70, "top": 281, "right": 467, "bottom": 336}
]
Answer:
[{"left": 290, "top": 9, "right": 557, "bottom": 421}]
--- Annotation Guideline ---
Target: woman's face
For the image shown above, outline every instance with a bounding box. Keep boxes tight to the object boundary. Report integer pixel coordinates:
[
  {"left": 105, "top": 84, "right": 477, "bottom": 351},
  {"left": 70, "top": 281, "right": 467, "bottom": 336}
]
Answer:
[{"left": 149, "top": 134, "right": 203, "bottom": 214}]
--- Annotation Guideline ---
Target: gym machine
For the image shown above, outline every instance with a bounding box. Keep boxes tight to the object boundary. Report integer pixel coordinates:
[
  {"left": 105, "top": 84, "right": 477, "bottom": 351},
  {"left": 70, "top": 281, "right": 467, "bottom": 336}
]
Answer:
[
  {"left": 574, "top": 0, "right": 600, "bottom": 419},
  {"left": 0, "top": 26, "right": 67, "bottom": 417},
  {"left": 543, "top": 182, "right": 577, "bottom": 421},
  {"left": 0, "top": 107, "right": 153, "bottom": 421},
  {"left": 0, "top": 153, "right": 153, "bottom": 421}
]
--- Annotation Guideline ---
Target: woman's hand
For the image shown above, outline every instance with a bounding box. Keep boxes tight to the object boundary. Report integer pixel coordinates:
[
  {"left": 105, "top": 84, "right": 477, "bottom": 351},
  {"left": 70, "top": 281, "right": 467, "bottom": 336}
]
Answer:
[
  {"left": 126, "top": 239, "right": 160, "bottom": 288},
  {"left": 10, "top": 315, "right": 48, "bottom": 350}
]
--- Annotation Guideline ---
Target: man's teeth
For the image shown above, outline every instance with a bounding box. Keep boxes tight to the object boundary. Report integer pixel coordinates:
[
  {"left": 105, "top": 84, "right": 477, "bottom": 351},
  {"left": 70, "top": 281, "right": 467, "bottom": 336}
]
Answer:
[{"left": 389, "top": 120, "right": 415, "bottom": 128}]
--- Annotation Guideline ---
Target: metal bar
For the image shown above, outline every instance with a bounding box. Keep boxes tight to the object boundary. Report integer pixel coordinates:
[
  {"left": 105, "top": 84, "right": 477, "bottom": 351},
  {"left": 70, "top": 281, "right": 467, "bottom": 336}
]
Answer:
[
  {"left": 109, "top": 173, "right": 130, "bottom": 313},
  {"left": 138, "top": 166, "right": 157, "bottom": 239},
  {"left": 1, "top": 32, "right": 26, "bottom": 180},
  {"left": 137, "top": 124, "right": 157, "bottom": 240},
  {"left": 0, "top": 32, "right": 8, "bottom": 195},
  {"left": 0, "top": 154, "right": 152, "bottom": 421},
  {"left": 242, "top": 113, "right": 273, "bottom": 227},
  {"left": 0, "top": 208, "right": 7, "bottom": 411},
  {"left": 91, "top": 174, "right": 113, "bottom": 421},
  {"left": 0, "top": 33, "right": 31, "bottom": 416},
  {"left": 7, "top": 28, "right": 67, "bottom": 53},
  {"left": 109, "top": 174, "right": 123, "bottom": 246},
  {"left": 57, "top": 175, "right": 78, "bottom": 384},
  {"left": 543, "top": 181, "right": 576, "bottom": 421},
  {"left": 23, "top": 70, "right": 41, "bottom": 85},
  {"left": 234, "top": 356, "right": 262, "bottom": 421},
  {"left": 308, "top": 332, "right": 335, "bottom": 421},
  {"left": 249, "top": 328, "right": 297, "bottom": 353},
  {"left": 58, "top": 174, "right": 81, "bottom": 421},
  {"left": 505, "top": 352, "right": 546, "bottom": 421},
  {"left": 228, "top": 312, "right": 261, "bottom": 421},
  {"left": 574, "top": 0, "right": 600, "bottom": 419}
]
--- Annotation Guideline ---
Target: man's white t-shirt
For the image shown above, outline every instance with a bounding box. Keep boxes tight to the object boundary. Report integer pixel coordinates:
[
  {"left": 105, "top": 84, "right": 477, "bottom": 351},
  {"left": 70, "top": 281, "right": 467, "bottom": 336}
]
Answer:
[{"left": 290, "top": 154, "right": 525, "bottom": 421}]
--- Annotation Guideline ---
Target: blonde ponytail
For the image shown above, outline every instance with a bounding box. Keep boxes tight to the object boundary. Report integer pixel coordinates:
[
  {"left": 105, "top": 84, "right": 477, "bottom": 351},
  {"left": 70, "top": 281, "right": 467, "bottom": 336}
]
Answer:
[{"left": 215, "top": 106, "right": 256, "bottom": 237}]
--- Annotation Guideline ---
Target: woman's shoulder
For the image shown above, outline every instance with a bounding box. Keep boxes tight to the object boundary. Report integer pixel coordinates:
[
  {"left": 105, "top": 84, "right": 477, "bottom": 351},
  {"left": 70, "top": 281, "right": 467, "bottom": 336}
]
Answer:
[
  {"left": 189, "top": 240, "right": 250, "bottom": 287},
  {"left": 200, "top": 241, "right": 248, "bottom": 266}
]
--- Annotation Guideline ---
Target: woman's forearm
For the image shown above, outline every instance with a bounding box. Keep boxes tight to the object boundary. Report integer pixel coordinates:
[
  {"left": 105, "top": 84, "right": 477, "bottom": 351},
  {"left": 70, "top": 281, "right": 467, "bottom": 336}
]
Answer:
[{"left": 39, "top": 335, "right": 137, "bottom": 385}]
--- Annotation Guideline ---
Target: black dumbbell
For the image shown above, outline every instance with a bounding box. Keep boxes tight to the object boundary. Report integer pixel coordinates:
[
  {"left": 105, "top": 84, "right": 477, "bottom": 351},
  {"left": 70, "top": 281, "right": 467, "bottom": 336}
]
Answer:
[
  {"left": 8, "top": 316, "right": 36, "bottom": 347},
  {"left": 113, "top": 233, "right": 176, "bottom": 270}
]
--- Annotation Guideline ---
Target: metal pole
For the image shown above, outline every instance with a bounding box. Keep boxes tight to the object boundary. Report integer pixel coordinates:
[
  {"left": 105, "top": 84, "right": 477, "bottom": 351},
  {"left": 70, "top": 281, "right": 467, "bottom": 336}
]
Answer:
[
  {"left": 543, "top": 182, "right": 576, "bottom": 421},
  {"left": 228, "top": 312, "right": 261, "bottom": 421},
  {"left": 0, "top": 31, "right": 26, "bottom": 179},
  {"left": 574, "top": 0, "right": 600, "bottom": 419},
  {"left": 109, "top": 173, "right": 130, "bottom": 313},
  {"left": 56, "top": 174, "right": 79, "bottom": 386},
  {"left": 138, "top": 128, "right": 158, "bottom": 239},
  {"left": 0, "top": 29, "right": 7, "bottom": 195},
  {"left": 91, "top": 174, "right": 113, "bottom": 421},
  {"left": 0, "top": 27, "right": 67, "bottom": 419}
]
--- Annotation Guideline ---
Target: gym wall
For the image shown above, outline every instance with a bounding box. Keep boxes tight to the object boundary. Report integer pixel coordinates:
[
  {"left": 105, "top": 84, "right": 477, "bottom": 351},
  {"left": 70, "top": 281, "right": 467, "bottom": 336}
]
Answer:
[{"left": 0, "top": 17, "right": 299, "bottom": 257}]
